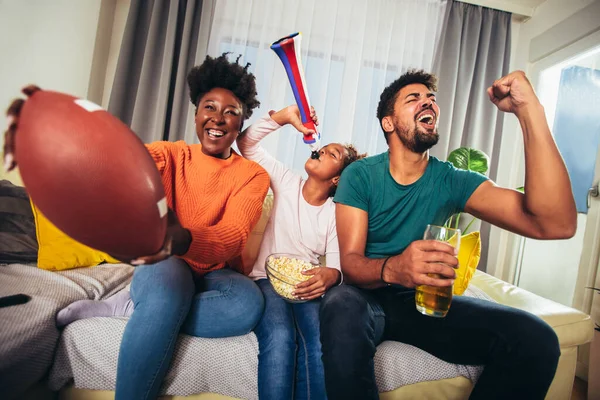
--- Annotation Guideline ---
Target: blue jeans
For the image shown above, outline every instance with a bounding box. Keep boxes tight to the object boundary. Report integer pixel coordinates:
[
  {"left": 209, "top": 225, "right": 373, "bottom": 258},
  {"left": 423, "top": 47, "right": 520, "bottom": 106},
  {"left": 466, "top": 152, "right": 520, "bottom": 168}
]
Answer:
[
  {"left": 320, "top": 285, "right": 560, "bottom": 400},
  {"left": 254, "top": 279, "right": 327, "bottom": 400},
  {"left": 115, "top": 257, "right": 264, "bottom": 400}
]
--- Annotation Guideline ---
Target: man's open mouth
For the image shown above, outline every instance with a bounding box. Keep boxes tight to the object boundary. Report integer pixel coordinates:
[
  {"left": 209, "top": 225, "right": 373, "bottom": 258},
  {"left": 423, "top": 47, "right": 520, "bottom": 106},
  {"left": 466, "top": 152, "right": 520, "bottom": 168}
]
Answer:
[{"left": 416, "top": 110, "right": 436, "bottom": 129}]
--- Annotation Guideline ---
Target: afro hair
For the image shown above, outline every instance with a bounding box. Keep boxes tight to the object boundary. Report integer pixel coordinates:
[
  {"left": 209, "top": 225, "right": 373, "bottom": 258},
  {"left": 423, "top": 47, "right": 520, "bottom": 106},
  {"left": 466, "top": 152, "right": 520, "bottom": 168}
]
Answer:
[{"left": 187, "top": 53, "right": 260, "bottom": 120}]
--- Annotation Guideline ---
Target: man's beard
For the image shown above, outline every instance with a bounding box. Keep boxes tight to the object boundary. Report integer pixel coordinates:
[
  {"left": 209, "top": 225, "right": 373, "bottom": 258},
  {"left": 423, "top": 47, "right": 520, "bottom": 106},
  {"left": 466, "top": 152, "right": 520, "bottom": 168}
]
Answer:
[{"left": 395, "top": 125, "right": 439, "bottom": 153}]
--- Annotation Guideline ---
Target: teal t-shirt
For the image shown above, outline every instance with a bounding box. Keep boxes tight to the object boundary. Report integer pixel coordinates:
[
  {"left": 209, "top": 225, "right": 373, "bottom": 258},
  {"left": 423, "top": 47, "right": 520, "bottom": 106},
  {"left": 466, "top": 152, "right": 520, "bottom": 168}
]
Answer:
[{"left": 334, "top": 152, "right": 488, "bottom": 259}]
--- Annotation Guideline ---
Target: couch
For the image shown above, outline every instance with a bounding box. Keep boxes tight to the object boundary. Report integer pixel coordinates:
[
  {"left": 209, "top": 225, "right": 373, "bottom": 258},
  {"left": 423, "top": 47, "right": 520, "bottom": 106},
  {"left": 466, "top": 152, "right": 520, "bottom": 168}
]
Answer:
[{"left": 1, "top": 191, "right": 595, "bottom": 400}]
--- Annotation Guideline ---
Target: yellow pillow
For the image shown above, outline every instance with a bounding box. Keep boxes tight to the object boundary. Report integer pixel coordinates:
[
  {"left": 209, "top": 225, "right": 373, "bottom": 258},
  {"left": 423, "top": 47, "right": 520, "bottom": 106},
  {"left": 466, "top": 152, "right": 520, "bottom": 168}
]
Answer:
[
  {"left": 454, "top": 231, "right": 481, "bottom": 295},
  {"left": 31, "top": 201, "right": 120, "bottom": 271}
]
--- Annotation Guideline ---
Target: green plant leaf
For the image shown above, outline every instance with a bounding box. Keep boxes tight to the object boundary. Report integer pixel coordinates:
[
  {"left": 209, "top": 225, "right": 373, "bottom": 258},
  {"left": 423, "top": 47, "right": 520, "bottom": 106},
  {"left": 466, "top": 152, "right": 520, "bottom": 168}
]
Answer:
[
  {"left": 463, "top": 216, "right": 477, "bottom": 234},
  {"left": 444, "top": 215, "right": 454, "bottom": 228},
  {"left": 444, "top": 147, "right": 490, "bottom": 236},
  {"left": 447, "top": 147, "right": 490, "bottom": 174}
]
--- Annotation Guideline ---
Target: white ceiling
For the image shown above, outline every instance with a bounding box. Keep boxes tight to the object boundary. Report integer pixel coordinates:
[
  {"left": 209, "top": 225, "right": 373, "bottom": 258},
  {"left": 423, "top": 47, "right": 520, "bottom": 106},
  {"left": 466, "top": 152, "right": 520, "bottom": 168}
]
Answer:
[
  {"left": 500, "top": 0, "right": 548, "bottom": 7},
  {"left": 459, "top": 0, "right": 548, "bottom": 18}
]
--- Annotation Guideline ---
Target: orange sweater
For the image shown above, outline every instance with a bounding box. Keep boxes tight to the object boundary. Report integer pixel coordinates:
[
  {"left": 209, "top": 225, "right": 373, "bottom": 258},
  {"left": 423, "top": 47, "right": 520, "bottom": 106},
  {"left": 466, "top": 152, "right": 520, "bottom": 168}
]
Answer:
[{"left": 145, "top": 141, "right": 269, "bottom": 275}]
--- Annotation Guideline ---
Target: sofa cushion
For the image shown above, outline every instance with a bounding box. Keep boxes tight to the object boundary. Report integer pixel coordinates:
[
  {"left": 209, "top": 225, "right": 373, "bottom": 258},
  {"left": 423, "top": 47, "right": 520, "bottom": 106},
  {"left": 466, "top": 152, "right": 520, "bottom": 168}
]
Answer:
[
  {"left": 240, "top": 193, "right": 273, "bottom": 270},
  {"left": 0, "top": 263, "right": 133, "bottom": 400},
  {"left": 47, "top": 285, "right": 496, "bottom": 398},
  {"left": 49, "top": 318, "right": 484, "bottom": 398},
  {"left": 470, "top": 271, "right": 594, "bottom": 348},
  {"left": 31, "top": 201, "right": 120, "bottom": 271}
]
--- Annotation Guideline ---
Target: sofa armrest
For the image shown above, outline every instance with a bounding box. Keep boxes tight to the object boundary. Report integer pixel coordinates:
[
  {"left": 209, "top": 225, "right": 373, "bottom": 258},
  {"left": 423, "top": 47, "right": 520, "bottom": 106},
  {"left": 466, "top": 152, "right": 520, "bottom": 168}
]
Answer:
[
  {"left": 240, "top": 194, "right": 274, "bottom": 271},
  {"left": 470, "top": 270, "right": 594, "bottom": 348}
]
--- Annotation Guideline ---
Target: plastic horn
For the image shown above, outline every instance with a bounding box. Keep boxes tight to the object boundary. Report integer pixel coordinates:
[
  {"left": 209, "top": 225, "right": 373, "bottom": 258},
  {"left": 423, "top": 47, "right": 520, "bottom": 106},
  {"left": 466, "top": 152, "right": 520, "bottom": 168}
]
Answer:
[{"left": 271, "top": 32, "right": 321, "bottom": 157}]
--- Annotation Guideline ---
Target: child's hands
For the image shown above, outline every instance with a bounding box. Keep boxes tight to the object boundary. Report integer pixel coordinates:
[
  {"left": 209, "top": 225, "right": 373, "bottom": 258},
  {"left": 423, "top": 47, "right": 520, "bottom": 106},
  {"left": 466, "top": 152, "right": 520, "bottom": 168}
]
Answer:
[
  {"left": 292, "top": 267, "right": 340, "bottom": 301},
  {"left": 308, "top": 106, "right": 319, "bottom": 127},
  {"left": 269, "top": 105, "right": 319, "bottom": 137}
]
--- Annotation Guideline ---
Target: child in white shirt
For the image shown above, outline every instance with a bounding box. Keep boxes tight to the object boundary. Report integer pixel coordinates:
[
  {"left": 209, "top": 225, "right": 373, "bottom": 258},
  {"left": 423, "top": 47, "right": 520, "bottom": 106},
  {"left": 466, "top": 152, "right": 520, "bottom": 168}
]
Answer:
[{"left": 237, "top": 105, "right": 365, "bottom": 399}]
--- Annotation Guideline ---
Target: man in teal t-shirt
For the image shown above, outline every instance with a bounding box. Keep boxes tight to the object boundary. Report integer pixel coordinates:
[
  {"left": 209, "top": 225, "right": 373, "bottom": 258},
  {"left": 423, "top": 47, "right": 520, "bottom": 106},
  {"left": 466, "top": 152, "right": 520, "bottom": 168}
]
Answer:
[
  {"left": 336, "top": 151, "right": 487, "bottom": 259},
  {"left": 320, "top": 70, "right": 576, "bottom": 400}
]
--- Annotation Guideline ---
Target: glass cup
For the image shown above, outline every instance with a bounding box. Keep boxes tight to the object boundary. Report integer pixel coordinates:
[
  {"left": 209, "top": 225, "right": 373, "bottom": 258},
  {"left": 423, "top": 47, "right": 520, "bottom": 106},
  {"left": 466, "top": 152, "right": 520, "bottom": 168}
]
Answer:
[{"left": 415, "top": 224, "right": 461, "bottom": 318}]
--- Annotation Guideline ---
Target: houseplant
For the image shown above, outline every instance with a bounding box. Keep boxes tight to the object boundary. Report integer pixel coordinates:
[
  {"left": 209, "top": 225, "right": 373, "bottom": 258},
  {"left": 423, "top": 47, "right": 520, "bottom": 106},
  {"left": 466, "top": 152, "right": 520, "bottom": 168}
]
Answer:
[{"left": 445, "top": 147, "right": 490, "bottom": 233}]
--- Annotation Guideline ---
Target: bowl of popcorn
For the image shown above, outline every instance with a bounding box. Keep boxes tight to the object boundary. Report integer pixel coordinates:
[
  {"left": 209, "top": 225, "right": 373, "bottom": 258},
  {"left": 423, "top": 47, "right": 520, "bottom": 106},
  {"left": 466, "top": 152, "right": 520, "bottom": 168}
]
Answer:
[{"left": 265, "top": 253, "right": 316, "bottom": 303}]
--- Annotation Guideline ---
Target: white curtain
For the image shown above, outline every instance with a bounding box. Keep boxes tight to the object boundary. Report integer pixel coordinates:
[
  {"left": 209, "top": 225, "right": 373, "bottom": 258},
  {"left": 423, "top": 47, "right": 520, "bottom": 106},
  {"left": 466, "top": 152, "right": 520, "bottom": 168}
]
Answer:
[{"left": 207, "top": 0, "right": 448, "bottom": 174}]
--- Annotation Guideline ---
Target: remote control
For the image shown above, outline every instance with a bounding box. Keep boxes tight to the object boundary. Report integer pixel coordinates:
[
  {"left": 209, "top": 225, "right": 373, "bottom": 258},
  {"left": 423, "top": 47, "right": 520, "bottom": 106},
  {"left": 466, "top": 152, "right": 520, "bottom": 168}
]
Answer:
[{"left": 0, "top": 294, "right": 31, "bottom": 308}]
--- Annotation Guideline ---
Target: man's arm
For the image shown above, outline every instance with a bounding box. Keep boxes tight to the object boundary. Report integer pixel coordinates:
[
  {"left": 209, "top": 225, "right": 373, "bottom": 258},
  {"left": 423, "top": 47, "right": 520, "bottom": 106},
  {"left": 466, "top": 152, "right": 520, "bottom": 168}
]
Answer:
[
  {"left": 464, "top": 71, "right": 577, "bottom": 240},
  {"left": 336, "top": 203, "right": 457, "bottom": 289}
]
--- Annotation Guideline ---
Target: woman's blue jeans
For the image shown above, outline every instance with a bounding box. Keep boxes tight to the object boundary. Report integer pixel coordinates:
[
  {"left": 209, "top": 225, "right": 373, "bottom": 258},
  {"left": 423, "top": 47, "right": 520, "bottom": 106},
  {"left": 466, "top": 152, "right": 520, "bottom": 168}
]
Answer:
[
  {"left": 115, "top": 257, "right": 264, "bottom": 400},
  {"left": 254, "top": 279, "right": 327, "bottom": 400}
]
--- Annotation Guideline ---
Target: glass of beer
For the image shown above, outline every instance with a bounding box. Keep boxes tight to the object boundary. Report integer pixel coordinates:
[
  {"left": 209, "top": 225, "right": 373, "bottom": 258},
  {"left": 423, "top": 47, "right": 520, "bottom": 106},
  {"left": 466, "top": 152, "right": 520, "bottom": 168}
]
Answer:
[{"left": 415, "top": 224, "right": 460, "bottom": 318}]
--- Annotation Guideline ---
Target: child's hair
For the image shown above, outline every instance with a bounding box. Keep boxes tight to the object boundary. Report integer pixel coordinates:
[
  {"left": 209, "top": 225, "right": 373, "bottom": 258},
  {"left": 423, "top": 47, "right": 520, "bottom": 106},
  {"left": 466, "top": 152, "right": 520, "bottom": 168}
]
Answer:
[
  {"left": 187, "top": 53, "right": 260, "bottom": 119},
  {"left": 330, "top": 144, "right": 367, "bottom": 197}
]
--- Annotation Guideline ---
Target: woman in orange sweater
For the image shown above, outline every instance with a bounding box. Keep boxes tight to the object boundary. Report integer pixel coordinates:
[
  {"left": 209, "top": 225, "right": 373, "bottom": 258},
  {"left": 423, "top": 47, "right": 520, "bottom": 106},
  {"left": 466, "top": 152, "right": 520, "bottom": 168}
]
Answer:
[{"left": 19, "top": 54, "right": 270, "bottom": 400}]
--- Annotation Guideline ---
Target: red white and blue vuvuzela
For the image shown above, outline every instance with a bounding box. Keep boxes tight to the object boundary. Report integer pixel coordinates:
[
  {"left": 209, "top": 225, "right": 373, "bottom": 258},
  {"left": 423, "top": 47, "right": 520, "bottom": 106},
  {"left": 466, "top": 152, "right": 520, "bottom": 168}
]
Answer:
[{"left": 271, "top": 32, "right": 321, "bottom": 152}]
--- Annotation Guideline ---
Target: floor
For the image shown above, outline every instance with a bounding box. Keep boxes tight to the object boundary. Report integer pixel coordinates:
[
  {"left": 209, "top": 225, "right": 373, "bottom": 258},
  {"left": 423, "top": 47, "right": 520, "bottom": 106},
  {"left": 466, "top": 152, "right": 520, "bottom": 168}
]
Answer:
[{"left": 573, "top": 377, "right": 587, "bottom": 400}]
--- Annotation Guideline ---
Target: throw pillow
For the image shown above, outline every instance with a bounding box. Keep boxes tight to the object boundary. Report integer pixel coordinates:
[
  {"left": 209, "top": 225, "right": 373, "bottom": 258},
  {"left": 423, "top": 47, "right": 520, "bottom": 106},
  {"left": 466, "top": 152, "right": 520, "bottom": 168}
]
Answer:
[
  {"left": 454, "top": 231, "right": 481, "bottom": 295},
  {"left": 0, "top": 180, "right": 38, "bottom": 263},
  {"left": 30, "top": 201, "right": 120, "bottom": 270}
]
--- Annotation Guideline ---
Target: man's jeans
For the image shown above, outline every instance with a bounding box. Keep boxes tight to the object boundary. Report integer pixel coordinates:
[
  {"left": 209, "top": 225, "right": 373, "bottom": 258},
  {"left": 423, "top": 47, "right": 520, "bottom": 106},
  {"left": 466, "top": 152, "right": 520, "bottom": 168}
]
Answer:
[
  {"left": 320, "top": 284, "right": 560, "bottom": 400},
  {"left": 116, "top": 257, "right": 265, "bottom": 400},
  {"left": 254, "top": 279, "right": 326, "bottom": 400}
]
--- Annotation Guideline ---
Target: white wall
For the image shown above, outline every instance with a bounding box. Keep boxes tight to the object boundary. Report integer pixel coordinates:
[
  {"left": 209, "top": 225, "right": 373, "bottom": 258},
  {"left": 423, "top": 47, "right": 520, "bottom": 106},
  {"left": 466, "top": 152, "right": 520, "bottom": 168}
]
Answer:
[
  {"left": 101, "top": 0, "right": 131, "bottom": 109},
  {"left": 486, "top": 0, "right": 600, "bottom": 282},
  {"left": 0, "top": 0, "right": 102, "bottom": 100},
  {"left": 0, "top": 0, "right": 121, "bottom": 186}
]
